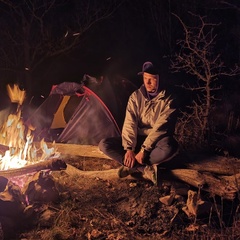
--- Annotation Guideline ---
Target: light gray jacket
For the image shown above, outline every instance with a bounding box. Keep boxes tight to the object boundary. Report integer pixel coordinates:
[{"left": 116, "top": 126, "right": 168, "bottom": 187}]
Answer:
[{"left": 122, "top": 85, "right": 176, "bottom": 152}]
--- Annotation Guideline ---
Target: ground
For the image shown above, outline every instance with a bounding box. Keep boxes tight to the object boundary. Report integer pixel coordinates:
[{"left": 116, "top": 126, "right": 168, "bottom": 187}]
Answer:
[
  {"left": 18, "top": 156, "right": 189, "bottom": 240},
  {"left": 1, "top": 144, "right": 240, "bottom": 240}
]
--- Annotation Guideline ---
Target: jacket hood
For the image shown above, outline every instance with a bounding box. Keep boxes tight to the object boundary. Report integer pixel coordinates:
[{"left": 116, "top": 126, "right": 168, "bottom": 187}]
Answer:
[{"left": 139, "top": 85, "right": 165, "bottom": 100}]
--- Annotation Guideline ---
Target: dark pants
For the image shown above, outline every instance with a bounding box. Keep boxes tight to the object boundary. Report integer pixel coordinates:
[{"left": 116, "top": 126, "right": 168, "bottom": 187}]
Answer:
[{"left": 98, "top": 135, "right": 179, "bottom": 169}]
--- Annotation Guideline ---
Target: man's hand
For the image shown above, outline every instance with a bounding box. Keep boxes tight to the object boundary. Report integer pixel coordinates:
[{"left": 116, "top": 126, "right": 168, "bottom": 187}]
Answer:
[
  {"left": 124, "top": 150, "right": 136, "bottom": 168},
  {"left": 135, "top": 151, "right": 145, "bottom": 165}
]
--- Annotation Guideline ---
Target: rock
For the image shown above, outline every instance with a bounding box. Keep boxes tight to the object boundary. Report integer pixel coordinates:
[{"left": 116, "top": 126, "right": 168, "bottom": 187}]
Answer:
[
  {"left": 159, "top": 193, "right": 176, "bottom": 206},
  {"left": 23, "top": 171, "right": 59, "bottom": 203},
  {"left": 182, "top": 190, "right": 213, "bottom": 217},
  {"left": 0, "top": 182, "right": 26, "bottom": 217}
]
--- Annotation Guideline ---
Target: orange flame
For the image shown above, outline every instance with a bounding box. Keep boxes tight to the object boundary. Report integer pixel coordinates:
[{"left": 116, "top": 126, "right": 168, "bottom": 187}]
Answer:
[{"left": 0, "top": 84, "right": 58, "bottom": 170}]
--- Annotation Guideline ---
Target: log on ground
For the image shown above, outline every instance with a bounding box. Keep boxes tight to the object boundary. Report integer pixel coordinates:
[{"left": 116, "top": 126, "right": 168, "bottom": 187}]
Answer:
[
  {"left": 159, "top": 168, "right": 239, "bottom": 200},
  {"left": 184, "top": 152, "right": 240, "bottom": 175}
]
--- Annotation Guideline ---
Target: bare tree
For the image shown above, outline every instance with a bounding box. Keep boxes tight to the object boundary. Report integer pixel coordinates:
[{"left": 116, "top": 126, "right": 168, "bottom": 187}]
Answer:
[
  {"left": 0, "top": 0, "right": 120, "bottom": 99},
  {"left": 171, "top": 12, "right": 240, "bottom": 148}
]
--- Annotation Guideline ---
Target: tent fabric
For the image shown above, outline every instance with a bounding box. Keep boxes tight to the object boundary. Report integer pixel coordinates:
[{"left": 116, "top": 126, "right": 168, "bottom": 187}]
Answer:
[
  {"left": 50, "top": 95, "right": 70, "bottom": 129},
  {"left": 58, "top": 86, "right": 121, "bottom": 145},
  {"left": 83, "top": 75, "right": 137, "bottom": 129},
  {"left": 26, "top": 82, "right": 121, "bottom": 145},
  {"left": 50, "top": 82, "right": 84, "bottom": 95}
]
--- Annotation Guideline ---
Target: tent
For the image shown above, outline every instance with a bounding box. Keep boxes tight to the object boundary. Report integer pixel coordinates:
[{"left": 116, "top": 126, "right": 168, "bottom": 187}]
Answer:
[
  {"left": 82, "top": 74, "right": 137, "bottom": 129},
  {"left": 26, "top": 82, "right": 121, "bottom": 145}
]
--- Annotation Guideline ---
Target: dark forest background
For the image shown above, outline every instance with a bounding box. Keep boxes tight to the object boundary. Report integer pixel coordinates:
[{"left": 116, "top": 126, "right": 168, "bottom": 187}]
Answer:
[{"left": 0, "top": 0, "right": 238, "bottom": 101}]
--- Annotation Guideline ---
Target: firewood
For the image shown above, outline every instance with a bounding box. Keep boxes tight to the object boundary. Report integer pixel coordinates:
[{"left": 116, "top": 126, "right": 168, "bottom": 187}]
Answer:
[
  {"left": 159, "top": 169, "right": 206, "bottom": 188},
  {"left": 160, "top": 169, "right": 238, "bottom": 200},
  {"left": 0, "top": 144, "right": 9, "bottom": 155},
  {"left": 185, "top": 153, "right": 240, "bottom": 175},
  {"left": 0, "top": 159, "right": 67, "bottom": 178}
]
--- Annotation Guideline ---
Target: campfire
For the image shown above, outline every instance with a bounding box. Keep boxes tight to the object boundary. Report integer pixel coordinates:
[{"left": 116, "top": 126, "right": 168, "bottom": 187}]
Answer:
[
  {"left": 0, "top": 84, "right": 67, "bottom": 238},
  {"left": 0, "top": 84, "right": 57, "bottom": 170}
]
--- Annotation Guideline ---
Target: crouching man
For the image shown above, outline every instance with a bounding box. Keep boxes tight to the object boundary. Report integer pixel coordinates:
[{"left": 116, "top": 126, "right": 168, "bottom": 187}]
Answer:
[{"left": 99, "top": 61, "right": 179, "bottom": 185}]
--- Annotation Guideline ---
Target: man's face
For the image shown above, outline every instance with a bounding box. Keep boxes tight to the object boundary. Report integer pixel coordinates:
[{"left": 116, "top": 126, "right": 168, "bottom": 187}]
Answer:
[{"left": 143, "top": 72, "right": 159, "bottom": 92}]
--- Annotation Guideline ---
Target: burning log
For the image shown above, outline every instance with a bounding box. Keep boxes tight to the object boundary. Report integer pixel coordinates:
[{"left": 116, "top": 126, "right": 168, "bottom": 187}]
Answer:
[
  {"left": 0, "top": 159, "right": 67, "bottom": 178},
  {"left": 0, "top": 144, "right": 8, "bottom": 155}
]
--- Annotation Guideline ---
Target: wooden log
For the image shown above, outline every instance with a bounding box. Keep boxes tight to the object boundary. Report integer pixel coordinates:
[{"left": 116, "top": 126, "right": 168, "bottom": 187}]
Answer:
[
  {"left": 44, "top": 143, "right": 109, "bottom": 159},
  {"left": 159, "top": 168, "right": 238, "bottom": 200},
  {"left": 0, "top": 159, "right": 67, "bottom": 178},
  {"left": 184, "top": 152, "right": 240, "bottom": 175},
  {"left": 158, "top": 169, "right": 206, "bottom": 187},
  {"left": 202, "top": 172, "right": 238, "bottom": 200},
  {"left": 63, "top": 164, "right": 119, "bottom": 180},
  {"left": 0, "top": 144, "right": 9, "bottom": 155}
]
